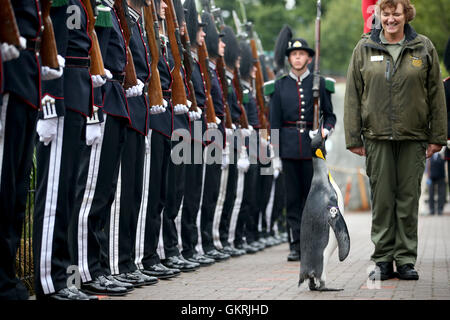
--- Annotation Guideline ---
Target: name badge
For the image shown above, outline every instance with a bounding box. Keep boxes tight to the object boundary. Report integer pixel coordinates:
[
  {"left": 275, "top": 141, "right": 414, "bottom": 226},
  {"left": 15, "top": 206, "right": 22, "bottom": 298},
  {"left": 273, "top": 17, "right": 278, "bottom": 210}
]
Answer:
[{"left": 371, "top": 55, "right": 384, "bottom": 62}]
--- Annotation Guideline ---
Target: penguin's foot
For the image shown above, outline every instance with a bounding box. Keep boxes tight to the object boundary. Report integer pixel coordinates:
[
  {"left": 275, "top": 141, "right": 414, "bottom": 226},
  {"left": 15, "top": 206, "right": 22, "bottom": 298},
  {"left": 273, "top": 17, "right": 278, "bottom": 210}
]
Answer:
[{"left": 308, "top": 278, "right": 343, "bottom": 291}]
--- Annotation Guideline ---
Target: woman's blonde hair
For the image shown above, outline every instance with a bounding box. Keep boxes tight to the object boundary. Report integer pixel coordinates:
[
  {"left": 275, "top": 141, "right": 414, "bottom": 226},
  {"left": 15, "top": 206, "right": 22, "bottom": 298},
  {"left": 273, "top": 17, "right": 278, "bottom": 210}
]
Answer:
[{"left": 376, "top": 0, "right": 416, "bottom": 23}]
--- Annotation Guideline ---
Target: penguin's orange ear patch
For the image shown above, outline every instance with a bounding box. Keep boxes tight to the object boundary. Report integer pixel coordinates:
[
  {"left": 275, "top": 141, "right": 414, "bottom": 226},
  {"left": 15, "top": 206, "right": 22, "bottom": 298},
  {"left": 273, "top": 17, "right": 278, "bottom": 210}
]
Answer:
[{"left": 315, "top": 149, "right": 325, "bottom": 160}]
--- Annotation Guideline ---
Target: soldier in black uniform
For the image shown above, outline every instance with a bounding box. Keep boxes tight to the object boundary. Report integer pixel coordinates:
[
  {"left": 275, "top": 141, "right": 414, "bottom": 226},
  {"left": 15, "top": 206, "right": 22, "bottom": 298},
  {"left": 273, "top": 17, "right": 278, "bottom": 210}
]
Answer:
[
  {"left": 233, "top": 40, "right": 262, "bottom": 254},
  {"left": 0, "top": 0, "right": 43, "bottom": 300},
  {"left": 179, "top": 0, "right": 216, "bottom": 266},
  {"left": 215, "top": 25, "right": 247, "bottom": 257},
  {"left": 270, "top": 26, "right": 336, "bottom": 262},
  {"left": 75, "top": 0, "right": 145, "bottom": 296},
  {"left": 107, "top": 0, "right": 160, "bottom": 287},
  {"left": 196, "top": 12, "right": 230, "bottom": 262},
  {"left": 443, "top": 38, "right": 450, "bottom": 194}
]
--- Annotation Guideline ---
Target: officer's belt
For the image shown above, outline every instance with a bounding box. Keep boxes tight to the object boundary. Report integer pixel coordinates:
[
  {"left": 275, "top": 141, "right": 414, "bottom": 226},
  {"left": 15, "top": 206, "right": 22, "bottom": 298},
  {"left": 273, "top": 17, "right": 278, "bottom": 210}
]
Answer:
[
  {"left": 283, "top": 121, "right": 313, "bottom": 131},
  {"left": 26, "top": 37, "right": 41, "bottom": 52},
  {"left": 65, "top": 56, "right": 90, "bottom": 68},
  {"left": 111, "top": 72, "right": 125, "bottom": 84}
]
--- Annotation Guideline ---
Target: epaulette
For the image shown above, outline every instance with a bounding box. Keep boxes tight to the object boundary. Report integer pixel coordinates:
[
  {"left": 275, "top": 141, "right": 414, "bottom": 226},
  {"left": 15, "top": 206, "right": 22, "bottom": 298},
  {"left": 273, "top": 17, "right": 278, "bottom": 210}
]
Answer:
[
  {"left": 324, "top": 77, "right": 336, "bottom": 94},
  {"left": 52, "top": 0, "right": 68, "bottom": 7},
  {"left": 95, "top": 5, "right": 113, "bottom": 28},
  {"left": 263, "top": 80, "right": 275, "bottom": 96}
]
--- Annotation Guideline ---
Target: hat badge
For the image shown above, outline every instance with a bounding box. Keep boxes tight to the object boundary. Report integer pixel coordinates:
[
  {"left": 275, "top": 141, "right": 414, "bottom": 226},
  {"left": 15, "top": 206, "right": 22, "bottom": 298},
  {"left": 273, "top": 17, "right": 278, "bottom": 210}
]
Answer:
[{"left": 293, "top": 41, "right": 302, "bottom": 48}]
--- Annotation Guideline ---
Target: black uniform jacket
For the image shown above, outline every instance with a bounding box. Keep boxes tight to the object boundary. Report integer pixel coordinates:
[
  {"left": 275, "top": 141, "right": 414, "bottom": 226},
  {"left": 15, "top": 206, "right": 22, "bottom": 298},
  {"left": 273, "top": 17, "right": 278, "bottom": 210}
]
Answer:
[
  {"left": 96, "top": 0, "right": 130, "bottom": 122},
  {"left": 444, "top": 78, "right": 450, "bottom": 160},
  {"left": 270, "top": 70, "right": 336, "bottom": 160},
  {"left": 127, "top": 9, "right": 150, "bottom": 136},
  {"left": 209, "top": 61, "right": 225, "bottom": 149},
  {"left": 190, "top": 52, "right": 208, "bottom": 146},
  {"left": 3, "top": 0, "right": 42, "bottom": 109}
]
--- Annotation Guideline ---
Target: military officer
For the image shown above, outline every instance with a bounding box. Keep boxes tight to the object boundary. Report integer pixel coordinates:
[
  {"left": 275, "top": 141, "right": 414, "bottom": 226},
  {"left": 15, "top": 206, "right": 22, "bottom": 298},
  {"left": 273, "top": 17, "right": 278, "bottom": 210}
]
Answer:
[{"left": 270, "top": 26, "right": 336, "bottom": 262}]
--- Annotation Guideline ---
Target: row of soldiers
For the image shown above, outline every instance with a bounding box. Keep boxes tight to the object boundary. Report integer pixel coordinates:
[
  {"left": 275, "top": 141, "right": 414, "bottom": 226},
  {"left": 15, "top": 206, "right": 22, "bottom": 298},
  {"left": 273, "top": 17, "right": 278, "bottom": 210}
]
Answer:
[{"left": 0, "top": 0, "right": 292, "bottom": 300}]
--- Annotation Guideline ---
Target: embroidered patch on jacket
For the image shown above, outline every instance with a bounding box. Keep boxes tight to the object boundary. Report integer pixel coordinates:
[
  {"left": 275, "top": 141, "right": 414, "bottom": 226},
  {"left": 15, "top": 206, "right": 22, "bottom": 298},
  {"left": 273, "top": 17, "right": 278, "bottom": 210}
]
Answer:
[{"left": 410, "top": 55, "right": 423, "bottom": 67}]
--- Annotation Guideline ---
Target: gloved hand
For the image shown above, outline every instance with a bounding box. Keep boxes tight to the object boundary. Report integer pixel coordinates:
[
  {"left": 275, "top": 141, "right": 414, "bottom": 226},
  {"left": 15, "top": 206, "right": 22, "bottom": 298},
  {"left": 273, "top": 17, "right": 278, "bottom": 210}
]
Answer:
[
  {"left": 149, "top": 98, "right": 168, "bottom": 114},
  {"left": 215, "top": 116, "right": 221, "bottom": 125},
  {"left": 125, "top": 79, "right": 144, "bottom": 98},
  {"left": 41, "top": 55, "right": 65, "bottom": 81},
  {"left": 36, "top": 117, "right": 60, "bottom": 146},
  {"left": 237, "top": 146, "right": 250, "bottom": 172},
  {"left": 225, "top": 128, "right": 234, "bottom": 139},
  {"left": 447, "top": 140, "right": 450, "bottom": 149},
  {"left": 240, "top": 127, "right": 252, "bottom": 137},
  {"left": 207, "top": 121, "right": 218, "bottom": 129},
  {"left": 174, "top": 103, "right": 189, "bottom": 115},
  {"left": 104, "top": 68, "right": 113, "bottom": 80},
  {"left": 272, "top": 156, "right": 282, "bottom": 179},
  {"left": 86, "top": 123, "right": 102, "bottom": 146},
  {"left": 309, "top": 128, "right": 331, "bottom": 139},
  {"left": 1, "top": 37, "right": 25, "bottom": 61},
  {"left": 91, "top": 74, "right": 106, "bottom": 88}
]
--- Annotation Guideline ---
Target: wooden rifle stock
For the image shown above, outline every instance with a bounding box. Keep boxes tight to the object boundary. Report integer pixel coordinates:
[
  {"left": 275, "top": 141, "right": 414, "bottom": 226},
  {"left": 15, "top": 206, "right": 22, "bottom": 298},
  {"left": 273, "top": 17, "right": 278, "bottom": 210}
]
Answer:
[
  {"left": 197, "top": 41, "right": 217, "bottom": 124},
  {"left": 312, "top": 0, "right": 322, "bottom": 131},
  {"left": 0, "top": 0, "right": 21, "bottom": 48},
  {"left": 216, "top": 56, "right": 232, "bottom": 129},
  {"left": 250, "top": 39, "right": 268, "bottom": 136},
  {"left": 232, "top": 66, "right": 249, "bottom": 129},
  {"left": 163, "top": 0, "right": 188, "bottom": 108},
  {"left": 114, "top": 0, "right": 138, "bottom": 89},
  {"left": 143, "top": 2, "right": 164, "bottom": 107},
  {"left": 82, "top": 0, "right": 106, "bottom": 77},
  {"left": 40, "top": 0, "right": 59, "bottom": 69},
  {"left": 180, "top": 26, "right": 199, "bottom": 112}
]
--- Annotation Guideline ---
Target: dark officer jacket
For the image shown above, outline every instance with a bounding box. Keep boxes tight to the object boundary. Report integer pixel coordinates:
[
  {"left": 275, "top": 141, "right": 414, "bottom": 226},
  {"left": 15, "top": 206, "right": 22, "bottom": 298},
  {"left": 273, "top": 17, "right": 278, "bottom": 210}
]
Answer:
[
  {"left": 444, "top": 78, "right": 450, "bottom": 160},
  {"left": 3, "top": 0, "right": 42, "bottom": 109},
  {"left": 270, "top": 70, "right": 336, "bottom": 160},
  {"left": 95, "top": 0, "right": 130, "bottom": 122},
  {"left": 126, "top": 7, "right": 149, "bottom": 136},
  {"left": 190, "top": 51, "right": 208, "bottom": 146},
  {"left": 209, "top": 60, "right": 225, "bottom": 149},
  {"left": 242, "top": 79, "right": 261, "bottom": 161},
  {"left": 226, "top": 71, "right": 241, "bottom": 152}
]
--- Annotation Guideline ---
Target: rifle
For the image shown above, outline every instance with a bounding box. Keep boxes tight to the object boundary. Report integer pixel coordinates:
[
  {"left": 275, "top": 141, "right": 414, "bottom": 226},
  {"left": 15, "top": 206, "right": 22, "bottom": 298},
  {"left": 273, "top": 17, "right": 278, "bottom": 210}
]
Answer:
[
  {"left": 312, "top": 0, "right": 322, "bottom": 131},
  {"left": 0, "top": 0, "right": 21, "bottom": 48},
  {"left": 180, "top": 21, "right": 199, "bottom": 112},
  {"left": 143, "top": 1, "right": 164, "bottom": 108},
  {"left": 197, "top": 40, "right": 217, "bottom": 125},
  {"left": 232, "top": 66, "right": 249, "bottom": 129},
  {"left": 163, "top": 0, "right": 188, "bottom": 110},
  {"left": 40, "top": 0, "right": 59, "bottom": 69},
  {"left": 113, "top": 0, "right": 138, "bottom": 89},
  {"left": 82, "top": 0, "right": 106, "bottom": 78},
  {"left": 203, "top": 1, "right": 232, "bottom": 129}
]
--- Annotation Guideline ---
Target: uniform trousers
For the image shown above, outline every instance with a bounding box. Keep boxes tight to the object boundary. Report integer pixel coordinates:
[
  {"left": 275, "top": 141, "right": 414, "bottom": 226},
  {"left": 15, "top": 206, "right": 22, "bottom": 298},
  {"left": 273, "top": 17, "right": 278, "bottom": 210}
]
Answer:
[
  {"left": 73, "top": 115, "right": 128, "bottom": 283},
  {"left": 0, "top": 94, "right": 37, "bottom": 300},
  {"left": 282, "top": 159, "right": 313, "bottom": 252},
  {"left": 134, "top": 130, "right": 170, "bottom": 269},
  {"left": 109, "top": 128, "right": 145, "bottom": 275},
  {"left": 180, "top": 141, "right": 204, "bottom": 259},
  {"left": 33, "top": 111, "right": 86, "bottom": 297},
  {"left": 256, "top": 166, "right": 273, "bottom": 239},
  {"left": 218, "top": 151, "right": 238, "bottom": 248},
  {"left": 234, "top": 163, "right": 259, "bottom": 246},
  {"left": 270, "top": 172, "right": 287, "bottom": 236},
  {"left": 364, "top": 139, "right": 426, "bottom": 266},
  {"left": 160, "top": 139, "right": 186, "bottom": 259}
]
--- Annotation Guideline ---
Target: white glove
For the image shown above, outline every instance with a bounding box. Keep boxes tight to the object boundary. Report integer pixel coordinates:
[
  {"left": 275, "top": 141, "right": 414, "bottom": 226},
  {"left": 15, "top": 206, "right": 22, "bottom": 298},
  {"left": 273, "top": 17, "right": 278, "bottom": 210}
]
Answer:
[
  {"left": 104, "top": 68, "right": 113, "bottom": 80},
  {"left": 86, "top": 123, "right": 102, "bottom": 146},
  {"left": 240, "top": 127, "right": 252, "bottom": 137},
  {"left": 207, "top": 121, "right": 218, "bottom": 129},
  {"left": 91, "top": 74, "right": 106, "bottom": 88},
  {"left": 41, "top": 55, "right": 65, "bottom": 81},
  {"left": 237, "top": 146, "right": 250, "bottom": 172},
  {"left": 215, "top": 116, "right": 221, "bottom": 125},
  {"left": 1, "top": 43, "right": 19, "bottom": 61},
  {"left": 149, "top": 98, "right": 168, "bottom": 114},
  {"left": 309, "top": 128, "right": 331, "bottom": 139},
  {"left": 446, "top": 140, "right": 450, "bottom": 149},
  {"left": 36, "top": 117, "right": 59, "bottom": 146},
  {"left": 174, "top": 103, "right": 189, "bottom": 115},
  {"left": 188, "top": 110, "right": 201, "bottom": 121},
  {"left": 126, "top": 79, "right": 144, "bottom": 97},
  {"left": 225, "top": 128, "right": 233, "bottom": 139},
  {"left": 221, "top": 148, "right": 230, "bottom": 170},
  {"left": 145, "top": 135, "right": 150, "bottom": 154}
]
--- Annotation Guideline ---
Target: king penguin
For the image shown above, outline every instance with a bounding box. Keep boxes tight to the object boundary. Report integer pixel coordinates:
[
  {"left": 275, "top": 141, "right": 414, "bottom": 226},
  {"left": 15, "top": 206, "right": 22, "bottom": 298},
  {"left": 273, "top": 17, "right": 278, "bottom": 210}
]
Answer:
[{"left": 298, "top": 127, "right": 350, "bottom": 291}]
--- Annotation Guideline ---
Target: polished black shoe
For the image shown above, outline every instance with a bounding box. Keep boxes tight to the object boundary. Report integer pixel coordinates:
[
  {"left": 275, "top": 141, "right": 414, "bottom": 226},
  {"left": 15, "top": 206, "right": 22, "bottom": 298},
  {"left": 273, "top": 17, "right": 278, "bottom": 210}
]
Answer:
[
  {"left": 221, "top": 245, "right": 244, "bottom": 257},
  {"left": 81, "top": 276, "right": 128, "bottom": 296},
  {"left": 396, "top": 264, "right": 419, "bottom": 280},
  {"left": 186, "top": 253, "right": 215, "bottom": 266},
  {"left": 368, "top": 262, "right": 396, "bottom": 281},
  {"left": 161, "top": 255, "right": 199, "bottom": 272},
  {"left": 131, "top": 270, "right": 158, "bottom": 286},
  {"left": 114, "top": 273, "right": 145, "bottom": 288},
  {"left": 263, "top": 236, "right": 276, "bottom": 247},
  {"left": 240, "top": 243, "right": 258, "bottom": 254},
  {"left": 204, "top": 249, "right": 230, "bottom": 261},
  {"left": 249, "top": 241, "right": 265, "bottom": 251},
  {"left": 141, "top": 263, "right": 179, "bottom": 279},
  {"left": 287, "top": 250, "right": 300, "bottom": 262},
  {"left": 43, "top": 286, "right": 91, "bottom": 300},
  {"left": 106, "top": 275, "right": 134, "bottom": 292}
]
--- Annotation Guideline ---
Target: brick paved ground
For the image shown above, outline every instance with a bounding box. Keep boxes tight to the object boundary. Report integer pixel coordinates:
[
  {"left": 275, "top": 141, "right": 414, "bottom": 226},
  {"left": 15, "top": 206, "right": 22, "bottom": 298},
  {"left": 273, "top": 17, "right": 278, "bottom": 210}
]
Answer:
[{"left": 103, "top": 210, "right": 450, "bottom": 301}]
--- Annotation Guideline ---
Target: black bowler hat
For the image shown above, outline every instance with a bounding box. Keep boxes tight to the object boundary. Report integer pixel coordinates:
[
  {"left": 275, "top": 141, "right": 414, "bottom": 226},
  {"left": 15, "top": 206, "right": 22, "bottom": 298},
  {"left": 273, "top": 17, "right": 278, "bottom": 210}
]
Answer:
[{"left": 285, "top": 38, "right": 315, "bottom": 57}]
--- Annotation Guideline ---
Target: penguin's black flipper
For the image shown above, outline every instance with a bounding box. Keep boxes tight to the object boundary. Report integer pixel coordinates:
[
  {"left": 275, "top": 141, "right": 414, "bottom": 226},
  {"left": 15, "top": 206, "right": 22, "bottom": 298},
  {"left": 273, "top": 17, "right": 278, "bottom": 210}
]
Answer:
[{"left": 327, "top": 207, "right": 350, "bottom": 261}]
